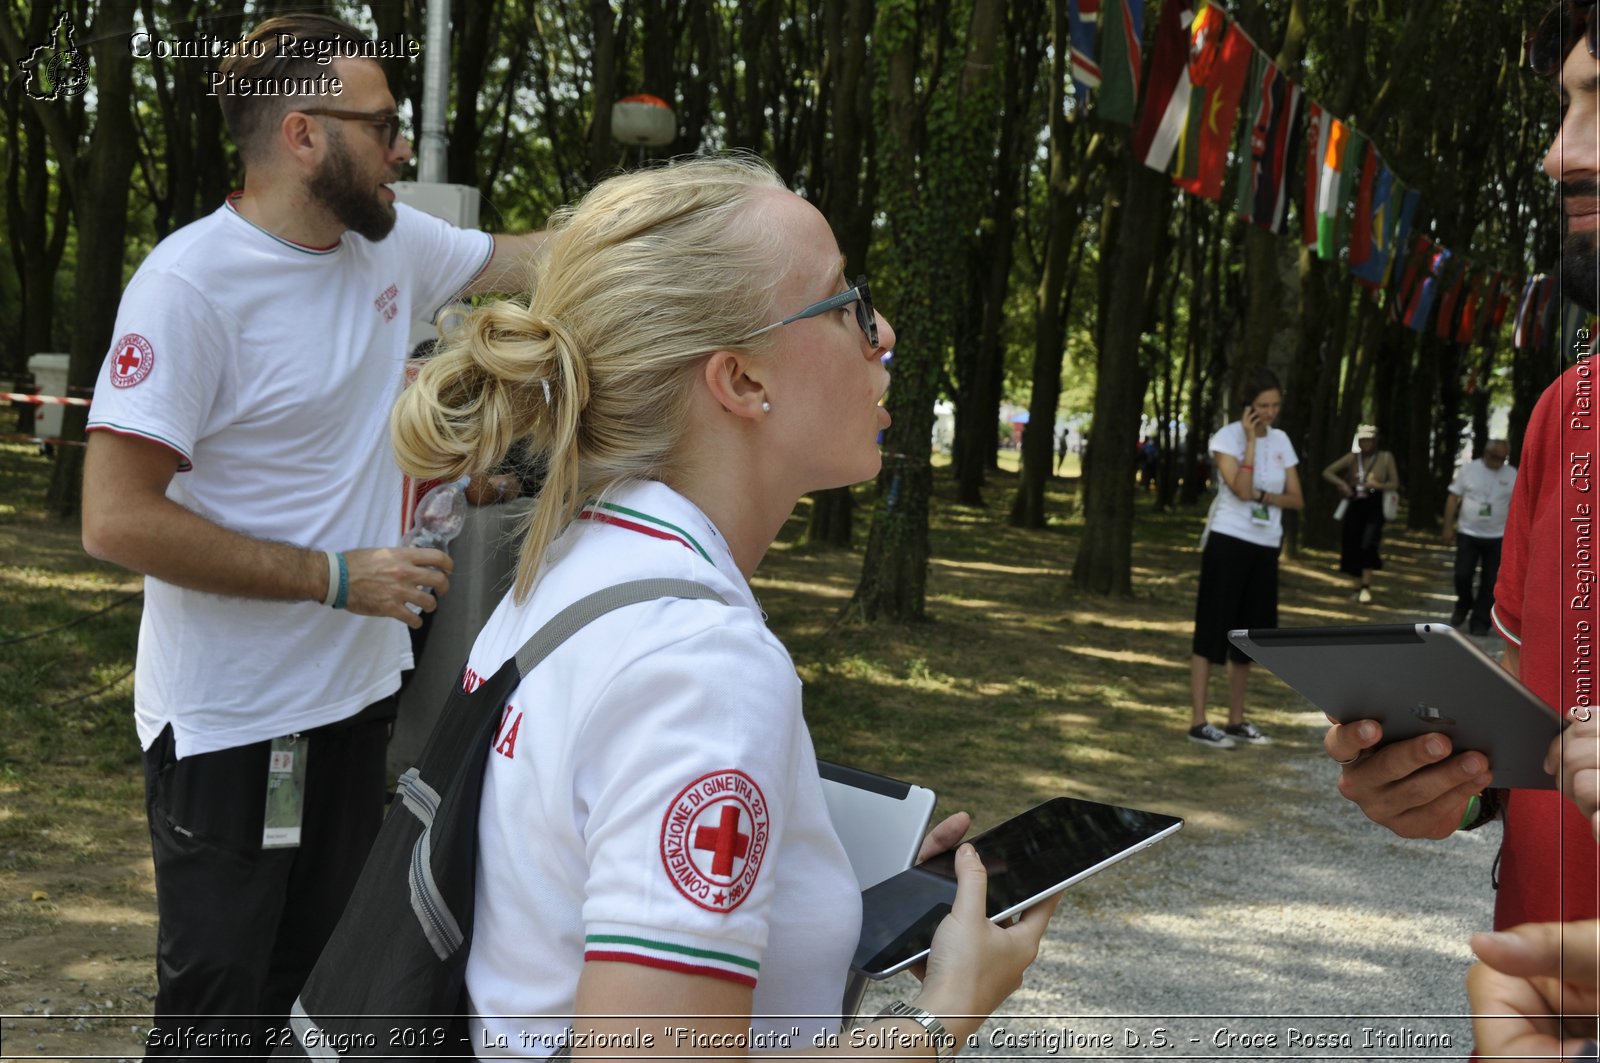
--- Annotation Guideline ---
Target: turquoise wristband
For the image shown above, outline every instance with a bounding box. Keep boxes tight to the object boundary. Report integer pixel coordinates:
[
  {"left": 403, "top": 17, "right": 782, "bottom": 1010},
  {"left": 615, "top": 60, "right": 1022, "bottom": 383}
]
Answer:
[
  {"left": 322, "top": 550, "right": 349, "bottom": 610},
  {"left": 333, "top": 552, "right": 349, "bottom": 610}
]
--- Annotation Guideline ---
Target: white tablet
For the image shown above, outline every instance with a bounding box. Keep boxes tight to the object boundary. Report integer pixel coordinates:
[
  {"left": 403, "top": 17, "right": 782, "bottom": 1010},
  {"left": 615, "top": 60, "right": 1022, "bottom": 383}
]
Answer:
[
  {"left": 1228, "top": 623, "right": 1563, "bottom": 789},
  {"left": 817, "top": 759, "right": 937, "bottom": 890}
]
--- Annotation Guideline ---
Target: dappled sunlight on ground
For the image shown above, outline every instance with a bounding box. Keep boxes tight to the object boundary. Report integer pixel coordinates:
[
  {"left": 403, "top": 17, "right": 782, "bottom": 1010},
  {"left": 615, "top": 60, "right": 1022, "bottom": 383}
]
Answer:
[
  {"left": 1057, "top": 612, "right": 1190, "bottom": 634},
  {"left": 1061, "top": 645, "right": 1186, "bottom": 670},
  {"left": 756, "top": 576, "right": 854, "bottom": 599},
  {"left": 929, "top": 556, "right": 1070, "bottom": 579}
]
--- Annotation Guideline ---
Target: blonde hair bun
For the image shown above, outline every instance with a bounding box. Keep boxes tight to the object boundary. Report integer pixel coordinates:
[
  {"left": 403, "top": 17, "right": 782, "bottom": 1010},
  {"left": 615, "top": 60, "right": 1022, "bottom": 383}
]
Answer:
[{"left": 392, "top": 154, "right": 789, "bottom": 599}]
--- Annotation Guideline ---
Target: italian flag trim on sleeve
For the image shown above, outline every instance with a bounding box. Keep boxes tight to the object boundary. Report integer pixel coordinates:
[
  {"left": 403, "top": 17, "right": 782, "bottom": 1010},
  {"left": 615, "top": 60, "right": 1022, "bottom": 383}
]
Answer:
[{"left": 584, "top": 933, "right": 758, "bottom": 987}]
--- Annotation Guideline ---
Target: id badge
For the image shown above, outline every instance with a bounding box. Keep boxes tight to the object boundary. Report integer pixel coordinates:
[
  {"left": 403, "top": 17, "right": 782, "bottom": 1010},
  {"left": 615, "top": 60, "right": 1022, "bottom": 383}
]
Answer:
[
  {"left": 1479, "top": 502, "right": 1493, "bottom": 517},
  {"left": 1250, "top": 503, "right": 1271, "bottom": 525},
  {"left": 262, "top": 735, "right": 306, "bottom": 849}
]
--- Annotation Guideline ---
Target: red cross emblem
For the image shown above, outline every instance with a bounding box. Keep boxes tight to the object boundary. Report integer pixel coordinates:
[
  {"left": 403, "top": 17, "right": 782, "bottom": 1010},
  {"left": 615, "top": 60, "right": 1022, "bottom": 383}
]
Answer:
[
  {"left": 659, "top": 769, "right": 770, "bottom": 913},
  {"left": 694, "top": 805, "right": 750, "bottom": 876},
  {"left": 109, "top": 333, "right": 154, "bottom": 389}
]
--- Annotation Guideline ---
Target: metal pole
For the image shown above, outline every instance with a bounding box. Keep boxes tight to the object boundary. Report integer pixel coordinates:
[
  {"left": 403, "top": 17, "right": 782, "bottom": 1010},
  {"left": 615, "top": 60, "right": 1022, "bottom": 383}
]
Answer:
[{"left": 418, "top": 0, "right": 450, "bottom": 183}]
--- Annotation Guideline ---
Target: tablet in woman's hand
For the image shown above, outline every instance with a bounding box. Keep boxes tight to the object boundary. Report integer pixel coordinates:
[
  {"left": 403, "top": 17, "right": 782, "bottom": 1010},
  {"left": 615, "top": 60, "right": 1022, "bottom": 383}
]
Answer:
[{"left": 851, "top": 797, "right": 1183, "bottom": 979}]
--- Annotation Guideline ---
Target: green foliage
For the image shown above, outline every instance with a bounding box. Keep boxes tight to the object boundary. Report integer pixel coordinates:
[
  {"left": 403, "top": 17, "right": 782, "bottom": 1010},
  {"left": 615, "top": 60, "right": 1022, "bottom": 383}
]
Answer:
[{"left": 0, "top": 0, "right": 1582, "bottom": 595}]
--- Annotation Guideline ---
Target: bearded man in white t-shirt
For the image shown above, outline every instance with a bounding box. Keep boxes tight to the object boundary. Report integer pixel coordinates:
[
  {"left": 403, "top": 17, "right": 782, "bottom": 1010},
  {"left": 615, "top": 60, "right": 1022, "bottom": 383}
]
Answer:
[
  {"left": 80, "top": 14, "right": 547, "bottom": 1056},
  {"left": 1441, "top": 439, "right": 1516, "bottom": 637}
]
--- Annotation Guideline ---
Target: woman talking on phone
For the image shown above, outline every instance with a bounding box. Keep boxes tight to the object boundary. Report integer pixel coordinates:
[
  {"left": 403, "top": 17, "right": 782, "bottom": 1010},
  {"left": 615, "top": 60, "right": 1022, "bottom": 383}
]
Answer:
[
  {"left": 392, "top": 155, "right": 1057, "bottom": 1059},
  {"left": 1188, "top": 368, "right": 1304, "bottom": 749}
]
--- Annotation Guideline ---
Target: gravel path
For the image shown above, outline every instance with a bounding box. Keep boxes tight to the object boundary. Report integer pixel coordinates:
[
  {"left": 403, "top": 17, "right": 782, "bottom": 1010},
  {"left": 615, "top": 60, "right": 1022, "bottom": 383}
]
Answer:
[{"left": 861, "top": 679, "right": 1504, "bottom": 1060}]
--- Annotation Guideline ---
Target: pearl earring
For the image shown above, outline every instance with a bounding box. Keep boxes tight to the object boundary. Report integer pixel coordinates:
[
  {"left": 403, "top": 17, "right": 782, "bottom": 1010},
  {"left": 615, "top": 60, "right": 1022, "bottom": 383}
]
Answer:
[{"left": 761, "top": 401, "right": 771, "bottom": 413}]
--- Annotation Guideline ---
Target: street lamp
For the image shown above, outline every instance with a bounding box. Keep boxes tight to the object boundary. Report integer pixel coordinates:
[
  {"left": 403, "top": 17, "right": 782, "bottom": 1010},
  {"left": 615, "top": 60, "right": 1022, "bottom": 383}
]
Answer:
[{"left": 611, "top": 93, "right": 676, "bottom": 165}]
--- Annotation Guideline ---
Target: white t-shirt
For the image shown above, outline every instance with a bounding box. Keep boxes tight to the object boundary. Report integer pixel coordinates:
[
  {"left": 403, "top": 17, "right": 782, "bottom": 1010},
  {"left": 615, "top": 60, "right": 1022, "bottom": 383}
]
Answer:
[
  {"left": 87, "top": 199, "right": 493, "bottom": 758},
  {"left": 1449, "top": 457, "right": 1518, "bottom": 539},
  {"left": 464, "top": 481, "right": 860, "bottom": 1057},
  {"left": 1207, "top": 422, "right": 1299, "bottom": 548}
]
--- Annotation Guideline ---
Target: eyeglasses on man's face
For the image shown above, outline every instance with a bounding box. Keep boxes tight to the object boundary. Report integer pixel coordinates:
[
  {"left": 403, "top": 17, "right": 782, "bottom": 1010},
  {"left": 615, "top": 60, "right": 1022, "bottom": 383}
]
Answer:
[
  {"left": 1530, "top": 0, "right": 1599, "bottom": 76},
  {"left": 746, "top": 276, "right": 879, "bottom": 349},
  {"left": 298, "top": 107, "right": 404, "bottom": 149}
]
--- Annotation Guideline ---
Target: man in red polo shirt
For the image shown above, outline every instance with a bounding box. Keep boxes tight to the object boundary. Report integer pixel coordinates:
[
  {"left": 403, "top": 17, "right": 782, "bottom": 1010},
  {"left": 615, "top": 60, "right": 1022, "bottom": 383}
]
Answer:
[{"left": 1322, "top": 1, "right": 1600, "bottom": 934}]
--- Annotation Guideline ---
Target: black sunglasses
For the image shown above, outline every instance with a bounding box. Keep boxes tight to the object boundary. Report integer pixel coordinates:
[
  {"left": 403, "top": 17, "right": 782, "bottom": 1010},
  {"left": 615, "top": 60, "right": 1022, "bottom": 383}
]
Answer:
[
  {"left": 298, "top": 107, "right": 404, "bottom": 149},
  {"left": 1530, "top": 0, "right": 1599, "bottom": 76},
  {"left": 746, "top": 275, "right": 879, "bottom": 348}
]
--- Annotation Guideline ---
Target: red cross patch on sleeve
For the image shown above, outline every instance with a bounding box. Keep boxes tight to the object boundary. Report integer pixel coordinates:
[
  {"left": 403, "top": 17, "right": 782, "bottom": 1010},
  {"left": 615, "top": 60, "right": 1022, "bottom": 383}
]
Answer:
[
  {"left": 659, "top": 769, "right": 770, "bottom": 913},
  {"left": 109, "top": 334, "right": 155, "bottom": 389}
]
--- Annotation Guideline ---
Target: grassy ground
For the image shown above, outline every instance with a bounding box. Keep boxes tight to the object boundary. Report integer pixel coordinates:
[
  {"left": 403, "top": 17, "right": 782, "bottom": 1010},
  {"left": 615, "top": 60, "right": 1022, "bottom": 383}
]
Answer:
[
  {"left": 0, "top": 424, "right": 1456, "bottom": 1059},
  {"left": 773, "top": 458, "right": 1451, "bottom": 830}
]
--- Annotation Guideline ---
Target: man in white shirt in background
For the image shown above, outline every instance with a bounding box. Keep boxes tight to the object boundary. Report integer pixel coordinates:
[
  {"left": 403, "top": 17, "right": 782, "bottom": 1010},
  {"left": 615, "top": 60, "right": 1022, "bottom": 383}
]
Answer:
[{"left": 1441, "top": 439, "right": 1516, "bottom": 637}]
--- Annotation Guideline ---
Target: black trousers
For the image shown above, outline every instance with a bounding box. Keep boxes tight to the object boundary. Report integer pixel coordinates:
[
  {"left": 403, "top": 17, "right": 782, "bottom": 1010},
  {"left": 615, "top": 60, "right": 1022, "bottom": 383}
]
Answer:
[
  {"left": 1453, "top": 532, "right": 1504, "bottom": 631},
  {"left": 142, "top": 698, "right": 393, "bottom": 1059}
]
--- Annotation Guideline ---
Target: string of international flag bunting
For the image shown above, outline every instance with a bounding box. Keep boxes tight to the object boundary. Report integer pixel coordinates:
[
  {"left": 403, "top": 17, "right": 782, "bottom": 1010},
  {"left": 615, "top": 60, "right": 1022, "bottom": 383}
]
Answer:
[{"left": 1068, "top": 0, "right": 1583, "bottom": 374}]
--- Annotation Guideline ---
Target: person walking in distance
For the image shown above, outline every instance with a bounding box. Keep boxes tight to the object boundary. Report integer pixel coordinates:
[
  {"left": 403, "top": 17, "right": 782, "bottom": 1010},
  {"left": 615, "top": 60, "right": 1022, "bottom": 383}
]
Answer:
[{"left": 1442, "top": 440, "right": 1516, "bottom": 636}]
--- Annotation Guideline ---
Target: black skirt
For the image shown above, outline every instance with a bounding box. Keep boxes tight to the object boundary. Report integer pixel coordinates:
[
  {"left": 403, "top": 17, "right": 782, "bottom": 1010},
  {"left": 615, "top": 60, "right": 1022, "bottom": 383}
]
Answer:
[{"left": 1338, "top": 493, "right": 1386, "bottom": 576}]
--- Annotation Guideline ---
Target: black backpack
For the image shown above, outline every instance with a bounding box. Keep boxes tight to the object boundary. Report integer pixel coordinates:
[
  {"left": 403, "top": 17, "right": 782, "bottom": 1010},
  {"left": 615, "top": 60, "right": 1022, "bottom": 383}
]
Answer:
[{"left": 278, "top": 578, "right": 723, "bottom": 1060}]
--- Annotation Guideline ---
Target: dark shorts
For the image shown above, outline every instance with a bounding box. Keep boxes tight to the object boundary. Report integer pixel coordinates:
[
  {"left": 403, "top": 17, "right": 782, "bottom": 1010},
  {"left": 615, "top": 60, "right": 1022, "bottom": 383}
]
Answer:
[{"left": 1193, "top": 531, "right": 1280, "bottom": 664}]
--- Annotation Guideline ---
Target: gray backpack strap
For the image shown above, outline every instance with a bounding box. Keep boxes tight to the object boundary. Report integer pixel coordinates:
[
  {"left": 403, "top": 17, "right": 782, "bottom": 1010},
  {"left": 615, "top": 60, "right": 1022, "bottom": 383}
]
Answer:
[
  {"left": 403, "top": 579, "right": 722, "bottom": 964},
  {"left": 513, "top": 578, "right": 724, "bottom": 678}
]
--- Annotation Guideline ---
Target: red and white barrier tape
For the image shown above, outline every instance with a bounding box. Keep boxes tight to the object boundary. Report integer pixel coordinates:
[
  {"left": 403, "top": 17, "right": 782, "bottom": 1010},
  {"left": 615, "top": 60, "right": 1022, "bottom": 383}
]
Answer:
[{"left": 2, "top": 392, "right": 92, "bottom": 406}]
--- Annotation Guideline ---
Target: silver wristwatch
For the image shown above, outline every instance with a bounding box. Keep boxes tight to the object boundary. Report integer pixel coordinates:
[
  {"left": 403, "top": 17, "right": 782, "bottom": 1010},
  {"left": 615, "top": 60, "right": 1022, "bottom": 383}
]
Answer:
[{"left": 877, "top": 1000, "right": 956, "bottom": 1062}]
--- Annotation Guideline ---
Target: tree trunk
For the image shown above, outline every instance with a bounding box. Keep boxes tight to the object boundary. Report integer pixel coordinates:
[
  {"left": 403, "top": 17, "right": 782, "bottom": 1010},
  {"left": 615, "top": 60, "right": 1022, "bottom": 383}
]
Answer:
[
  {"left": 1009, "top": 0, "right": 1074, "bottom": 529},
  {"left": 586, "top": 0, "right": 619, "bottom": 182},
  {"left": 5, "top": 103, "right": 68, "bottom": 380},
  {"left": 954, "top": 0, "right": 1042, "bottom": 508},
  {"left": 851, "top": 0, "right": 1002, "bottom": 621},
  {"left": 951, "top": 245, "right": 999, "bottom": 506},
  {"left": 1417, "top": 337, "right": 1464, "bottom": 531},
  {"left": 806, "top": 0, "right": 877, "bottom": 549},
  {"left": 1071, "top": 160, "right": 1170, "bottom": 595},
  {"left": 1403, "top": 333, "right": 1440, "bottom": 533},
  {"left": 2, "top": 2, "right": 76, "bottom": 381},
  {"left": 47, "top": 0, "right": 139, "bottom": 517},
  {"left": 1289, "top": 261, "right": 1352, "bottom": 552}
]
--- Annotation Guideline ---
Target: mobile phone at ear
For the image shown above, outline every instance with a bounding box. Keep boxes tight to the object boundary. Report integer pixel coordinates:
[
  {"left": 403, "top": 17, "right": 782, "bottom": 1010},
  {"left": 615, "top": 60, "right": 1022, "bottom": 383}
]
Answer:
[{"left": 850, "top": 797, "right": 1182, "bottom": 979}]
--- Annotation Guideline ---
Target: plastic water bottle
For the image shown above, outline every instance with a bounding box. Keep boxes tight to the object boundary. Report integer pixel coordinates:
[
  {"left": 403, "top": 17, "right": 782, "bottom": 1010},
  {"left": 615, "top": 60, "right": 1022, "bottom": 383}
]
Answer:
[
  {"left": 404, "top": 476, "right": 470, "bottom": 549},
  {"left": 403, "top": 476, "right": 469, "bottom": 612}
]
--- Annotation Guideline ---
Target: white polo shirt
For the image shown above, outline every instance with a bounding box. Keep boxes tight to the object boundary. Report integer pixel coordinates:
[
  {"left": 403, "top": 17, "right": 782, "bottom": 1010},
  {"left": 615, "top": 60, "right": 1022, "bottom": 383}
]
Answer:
[
  {"left": 87, "top": 199, "right": 493, "bottom": 757},
  {"left": 1207, "top": 421, "right": 1299, "bottom": 548},
  {"left": 1449, "top": 457, "right": 1518, "bottom": 539},
  {"left": 464, "top": 480, "right": 860, "bottom": 1055}
]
